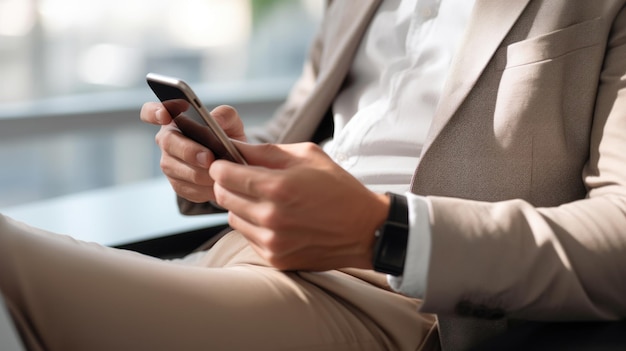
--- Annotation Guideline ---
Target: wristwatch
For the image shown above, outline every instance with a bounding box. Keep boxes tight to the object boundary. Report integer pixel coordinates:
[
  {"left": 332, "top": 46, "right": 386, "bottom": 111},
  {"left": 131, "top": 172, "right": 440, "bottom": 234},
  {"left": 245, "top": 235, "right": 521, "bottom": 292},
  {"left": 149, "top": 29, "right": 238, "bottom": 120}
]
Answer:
[{"left": 372, "top": 192, "right": 409, "bottom": 276}]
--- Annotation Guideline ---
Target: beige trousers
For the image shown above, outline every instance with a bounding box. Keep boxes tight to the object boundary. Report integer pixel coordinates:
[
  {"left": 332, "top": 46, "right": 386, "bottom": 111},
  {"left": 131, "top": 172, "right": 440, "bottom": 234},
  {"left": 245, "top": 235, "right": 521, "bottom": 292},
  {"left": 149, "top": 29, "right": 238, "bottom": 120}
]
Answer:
[{"left": 0, "top": 214, "right": 437, "bottom": 351}]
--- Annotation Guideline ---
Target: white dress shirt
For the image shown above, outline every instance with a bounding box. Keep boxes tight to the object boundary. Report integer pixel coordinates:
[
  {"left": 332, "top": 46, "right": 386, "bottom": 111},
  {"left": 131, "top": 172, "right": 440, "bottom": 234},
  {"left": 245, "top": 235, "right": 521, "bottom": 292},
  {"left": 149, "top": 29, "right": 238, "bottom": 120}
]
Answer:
[{"left": 324, "top": 0, "right": 475, "bottom": 297}]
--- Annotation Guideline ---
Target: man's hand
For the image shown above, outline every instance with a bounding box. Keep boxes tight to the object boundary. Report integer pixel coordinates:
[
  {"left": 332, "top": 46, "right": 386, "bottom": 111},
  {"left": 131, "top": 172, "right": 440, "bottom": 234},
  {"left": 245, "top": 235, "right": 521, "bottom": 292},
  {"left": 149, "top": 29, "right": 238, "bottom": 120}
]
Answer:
[
  {"left": 140, "top": 103, "right": 246, "bottom": 203},
  {"left": 210, "top": 142, "right": 390, "bottom": 271}
]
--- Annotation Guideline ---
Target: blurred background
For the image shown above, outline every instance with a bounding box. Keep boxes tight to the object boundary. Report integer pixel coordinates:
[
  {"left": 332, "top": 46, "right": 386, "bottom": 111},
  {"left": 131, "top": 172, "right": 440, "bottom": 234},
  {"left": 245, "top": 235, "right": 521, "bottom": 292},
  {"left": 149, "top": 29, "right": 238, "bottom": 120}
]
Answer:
[{"left": 0, "top": 0, "right": 322, "bottom": 207}]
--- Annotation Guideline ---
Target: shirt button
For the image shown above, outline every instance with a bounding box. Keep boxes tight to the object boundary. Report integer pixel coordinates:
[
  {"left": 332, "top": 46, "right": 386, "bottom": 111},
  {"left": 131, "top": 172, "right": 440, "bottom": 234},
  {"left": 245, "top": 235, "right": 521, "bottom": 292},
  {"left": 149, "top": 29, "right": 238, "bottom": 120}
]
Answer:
[
  {"left": 419, "top": 4, "right": 438, "bottom": 19},
  {"left": 335, "top": 153, "right": 348, "bottom": 164}
]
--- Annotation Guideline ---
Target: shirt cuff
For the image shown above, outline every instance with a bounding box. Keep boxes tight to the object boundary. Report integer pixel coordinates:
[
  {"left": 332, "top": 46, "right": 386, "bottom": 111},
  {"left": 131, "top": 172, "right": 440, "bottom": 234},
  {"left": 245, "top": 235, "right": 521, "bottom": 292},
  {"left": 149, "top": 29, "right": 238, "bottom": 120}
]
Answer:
[{"left": 387, "top": 193, "right": 432, "bottom": 299}]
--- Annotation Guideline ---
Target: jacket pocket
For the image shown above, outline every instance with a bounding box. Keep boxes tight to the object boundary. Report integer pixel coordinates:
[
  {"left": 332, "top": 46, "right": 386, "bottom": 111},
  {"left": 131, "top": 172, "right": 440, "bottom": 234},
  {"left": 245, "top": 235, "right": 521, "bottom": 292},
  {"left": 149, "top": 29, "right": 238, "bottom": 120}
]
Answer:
[{"left": 496, "top": 17, "right": 603, "bottom": 70}]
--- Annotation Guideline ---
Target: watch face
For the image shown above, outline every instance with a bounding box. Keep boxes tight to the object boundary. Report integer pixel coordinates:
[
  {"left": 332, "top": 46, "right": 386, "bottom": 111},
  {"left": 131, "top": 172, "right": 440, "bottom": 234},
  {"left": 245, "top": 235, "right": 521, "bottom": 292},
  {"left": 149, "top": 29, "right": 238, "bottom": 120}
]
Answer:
[
  {"left": 373, "top": 193, "right": 409, "bottom": 276},
  {"left": 373, "top": 224, "right": 408, "bottom": 275}
]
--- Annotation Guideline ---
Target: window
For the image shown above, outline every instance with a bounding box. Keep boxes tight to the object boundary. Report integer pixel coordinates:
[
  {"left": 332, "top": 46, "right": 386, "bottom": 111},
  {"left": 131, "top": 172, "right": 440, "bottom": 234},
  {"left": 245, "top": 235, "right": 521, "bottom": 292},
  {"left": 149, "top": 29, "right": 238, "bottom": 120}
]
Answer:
[{"left": 0, "top": 0, "right": 322, "bottom": 207}]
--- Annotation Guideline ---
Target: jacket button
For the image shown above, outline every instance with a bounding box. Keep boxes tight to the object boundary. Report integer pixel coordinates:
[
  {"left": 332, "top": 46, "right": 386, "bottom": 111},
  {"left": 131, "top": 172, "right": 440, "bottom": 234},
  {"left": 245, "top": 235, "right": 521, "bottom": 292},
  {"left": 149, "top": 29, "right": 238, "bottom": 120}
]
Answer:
[
  {"left": 455, "top": 300, "right": 475, "bottom": 317},
  {"left": 455, "top": 300, "right": 505, "bottom": 320}
]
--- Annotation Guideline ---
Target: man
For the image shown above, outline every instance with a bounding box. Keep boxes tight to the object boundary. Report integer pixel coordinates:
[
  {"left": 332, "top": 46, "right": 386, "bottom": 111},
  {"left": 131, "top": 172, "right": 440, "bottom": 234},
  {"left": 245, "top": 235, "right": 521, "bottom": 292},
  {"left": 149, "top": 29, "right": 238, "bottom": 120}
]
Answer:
[{"left": 2, "top": 0, "right": 626, "bottom": 350}]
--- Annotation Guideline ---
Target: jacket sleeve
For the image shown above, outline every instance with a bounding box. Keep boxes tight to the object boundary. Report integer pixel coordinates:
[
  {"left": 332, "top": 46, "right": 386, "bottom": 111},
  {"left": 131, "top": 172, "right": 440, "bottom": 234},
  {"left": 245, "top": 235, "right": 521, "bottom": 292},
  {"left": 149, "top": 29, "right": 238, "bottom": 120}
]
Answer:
[{"left": 419, "top": 12, "right": 626, "bottom": 321}]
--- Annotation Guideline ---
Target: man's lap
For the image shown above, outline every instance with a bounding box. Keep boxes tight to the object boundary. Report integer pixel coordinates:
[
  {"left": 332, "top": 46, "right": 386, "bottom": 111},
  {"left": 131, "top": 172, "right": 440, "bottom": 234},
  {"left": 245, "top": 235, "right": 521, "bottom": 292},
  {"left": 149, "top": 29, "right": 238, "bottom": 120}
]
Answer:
[{"left": 0, "top": 214, "right": 436, "bottom": 350}]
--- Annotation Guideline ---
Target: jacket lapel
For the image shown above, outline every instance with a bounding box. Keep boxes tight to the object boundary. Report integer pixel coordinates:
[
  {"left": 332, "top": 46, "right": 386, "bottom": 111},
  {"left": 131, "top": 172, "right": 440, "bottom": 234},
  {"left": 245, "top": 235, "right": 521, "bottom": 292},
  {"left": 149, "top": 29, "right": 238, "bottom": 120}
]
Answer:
[
  {"left": 279, "top": 0, "right": 382, "bottom": 143},
  {"left": 317, "top": 0, "right": 382, "bottom": 74},
  {"left": 420, "top": 0, "right": 531, "bottom": 156}
]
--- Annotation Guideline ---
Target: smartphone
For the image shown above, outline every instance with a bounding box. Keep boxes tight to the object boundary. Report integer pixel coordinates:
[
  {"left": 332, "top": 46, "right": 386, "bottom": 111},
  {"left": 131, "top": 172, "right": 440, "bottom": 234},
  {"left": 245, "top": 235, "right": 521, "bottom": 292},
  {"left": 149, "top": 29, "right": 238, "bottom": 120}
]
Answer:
[{"left": 146, "top": 73, "right": 247, "bottom": 164}]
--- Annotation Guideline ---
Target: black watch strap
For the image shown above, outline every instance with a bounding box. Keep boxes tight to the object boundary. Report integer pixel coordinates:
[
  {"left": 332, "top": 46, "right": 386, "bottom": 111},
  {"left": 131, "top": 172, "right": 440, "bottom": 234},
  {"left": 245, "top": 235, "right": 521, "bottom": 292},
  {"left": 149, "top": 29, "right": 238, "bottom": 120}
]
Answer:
[{"left": 372, "top": 192, "right": 409, "bottom": 276}]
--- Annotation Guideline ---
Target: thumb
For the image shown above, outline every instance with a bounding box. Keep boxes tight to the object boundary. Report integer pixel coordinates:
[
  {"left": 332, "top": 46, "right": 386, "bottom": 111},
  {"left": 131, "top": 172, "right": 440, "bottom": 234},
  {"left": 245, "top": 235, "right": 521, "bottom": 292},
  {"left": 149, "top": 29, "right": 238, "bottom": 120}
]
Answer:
[
  {"left": 211, "top": 105, "right": 247, "bottom": 142},
  {"left": 232, "top": 141, "right": 297, "bottom": 169}
]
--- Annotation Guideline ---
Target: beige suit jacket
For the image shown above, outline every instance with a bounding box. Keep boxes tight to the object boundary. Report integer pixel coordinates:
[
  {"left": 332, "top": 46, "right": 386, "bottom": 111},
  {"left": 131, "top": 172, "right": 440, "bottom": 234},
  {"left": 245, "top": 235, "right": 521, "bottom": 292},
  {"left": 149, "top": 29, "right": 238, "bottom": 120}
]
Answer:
[{"left": 181, "top": 0, "right": 626, "bottom": 348}]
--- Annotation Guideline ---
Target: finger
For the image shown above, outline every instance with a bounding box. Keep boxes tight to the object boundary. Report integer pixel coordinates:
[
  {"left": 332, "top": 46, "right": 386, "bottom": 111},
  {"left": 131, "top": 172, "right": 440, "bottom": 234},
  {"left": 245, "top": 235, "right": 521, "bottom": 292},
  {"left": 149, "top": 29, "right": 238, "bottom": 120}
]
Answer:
[
  {"left": 210, "top": 143, "right": 324, "bottom": 202},
  {"left": 160, "top": 151, "right": 214, "bottom": 187},
  {"left": 210, "top": 159, "right": 292, "bottom": 204},
  {"left": 230, "top": 142, "right": 306, "bottom": 169},
  {"left": 226, "top": 211, "right": 287, "bottom": 262},
  {"left": 213, "top": 180, "right": 290, "bottom": 230},
  {"left": 227, "top": 211, "right": 265, "bottom": 244},
  {"left": 211, "top": 105, "right": 247, "bottom": 142},
  {"left": 228, "top": 212, "right": 318, "bottom": 271},
  {"left": 140, "top": 102, "right": 173, "bottom": 125},
  {"left": 212, "top": 178, "right": 244, "bottom": 210},
  {"left": 156, "top": 123, "right": 216, "bottom": 169},
  {"left": 168, "top": 177, "right": 215, "bottom": 204},
  {"left": 232, "top": 213, "right": 369, "bottom": 271}
]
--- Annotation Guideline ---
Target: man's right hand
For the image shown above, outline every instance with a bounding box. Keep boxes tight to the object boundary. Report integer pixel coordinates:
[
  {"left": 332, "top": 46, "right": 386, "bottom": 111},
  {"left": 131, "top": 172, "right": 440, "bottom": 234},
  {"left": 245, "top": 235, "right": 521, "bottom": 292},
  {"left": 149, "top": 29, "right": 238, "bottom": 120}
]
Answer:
[{"left": 139, "top": 103, "right": 247, "bottom": 203}]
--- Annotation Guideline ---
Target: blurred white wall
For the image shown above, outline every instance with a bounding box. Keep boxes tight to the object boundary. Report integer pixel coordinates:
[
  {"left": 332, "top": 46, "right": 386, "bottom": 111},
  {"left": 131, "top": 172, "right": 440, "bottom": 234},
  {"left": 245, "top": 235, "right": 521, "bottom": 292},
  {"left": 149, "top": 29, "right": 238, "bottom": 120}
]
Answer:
[{"left": 0, "top": 0, "right": 322, "bottom": 207}]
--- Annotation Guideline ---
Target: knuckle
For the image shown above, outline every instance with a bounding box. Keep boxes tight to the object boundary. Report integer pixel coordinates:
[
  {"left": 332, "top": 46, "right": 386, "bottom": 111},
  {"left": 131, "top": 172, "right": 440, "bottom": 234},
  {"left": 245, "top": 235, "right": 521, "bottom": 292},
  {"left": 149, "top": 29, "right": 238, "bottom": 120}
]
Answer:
[
  {"left": 260, "top": 176, "right": 292, "bottom": 203},
  {"left": 159, "top": 155, "right": 173, "bottom": 174},
  {"left": 261, "top": 179, "right": 283, "bottom": 200},
  {"left": 302, "top": 141, "right": 320, "bottom": 152},
  {"left": 188, "top": 168, "right": 210, "bottom": 186},
  {"left": 155, "top": 127, "right": 176, "bottom": 151},
  {"left": 301, "top": 142, "right": 322, "bottom": 156},
  {"left": 265, "top": 255, "right": 285, "bottom": 269},
  {"left": 259, "top": 233, "right": 282, "bottom": 255},
  {"left": 257, "top": 204, "right": 283, "bottom": 229},
  {"left": 254, "top": 143, "right": 277, "bottom": 158},
  {"left": 213, "top": 184, "right": 227, "bottom": 205},
  {"left": 250, "top": 231, "right": 292, "bottom": 270},
  {"left": 179, "top": 142, "right": 195, "bottom": 163},
  {"left": 264, "top": 250, "right": 291, "bottom": 270},
  {"left": 154, "top": 131, "right": 165, "bottom": 148}
]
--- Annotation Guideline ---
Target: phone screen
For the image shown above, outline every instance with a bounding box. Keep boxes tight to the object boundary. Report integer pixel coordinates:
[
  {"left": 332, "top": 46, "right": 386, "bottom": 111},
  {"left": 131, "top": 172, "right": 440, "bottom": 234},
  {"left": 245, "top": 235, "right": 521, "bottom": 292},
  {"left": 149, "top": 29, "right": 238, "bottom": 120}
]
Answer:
[{"left": 147, "top": 75, "right": 246, "bottom": 164}]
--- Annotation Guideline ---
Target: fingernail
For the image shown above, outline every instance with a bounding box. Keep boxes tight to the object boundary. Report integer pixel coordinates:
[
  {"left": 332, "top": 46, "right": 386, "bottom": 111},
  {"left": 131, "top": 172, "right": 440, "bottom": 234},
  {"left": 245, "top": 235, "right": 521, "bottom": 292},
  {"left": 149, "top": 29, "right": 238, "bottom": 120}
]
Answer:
[
  {"left": 155, "top": 108, "right": 163, "bottom": 124},
  {"left": 196, "top": 152, "right": 210, "bottom": 168}
]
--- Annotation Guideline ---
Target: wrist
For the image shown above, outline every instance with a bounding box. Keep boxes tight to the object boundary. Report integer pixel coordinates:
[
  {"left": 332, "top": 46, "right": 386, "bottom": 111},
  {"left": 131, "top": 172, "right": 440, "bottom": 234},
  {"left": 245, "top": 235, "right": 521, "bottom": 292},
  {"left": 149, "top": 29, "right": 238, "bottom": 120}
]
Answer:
[
  {"left": 373, "top": 192, "right": 391, "bottom": 229},
  {"left": 358, "top": 193, "right": 390, "bottom": 269}
]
